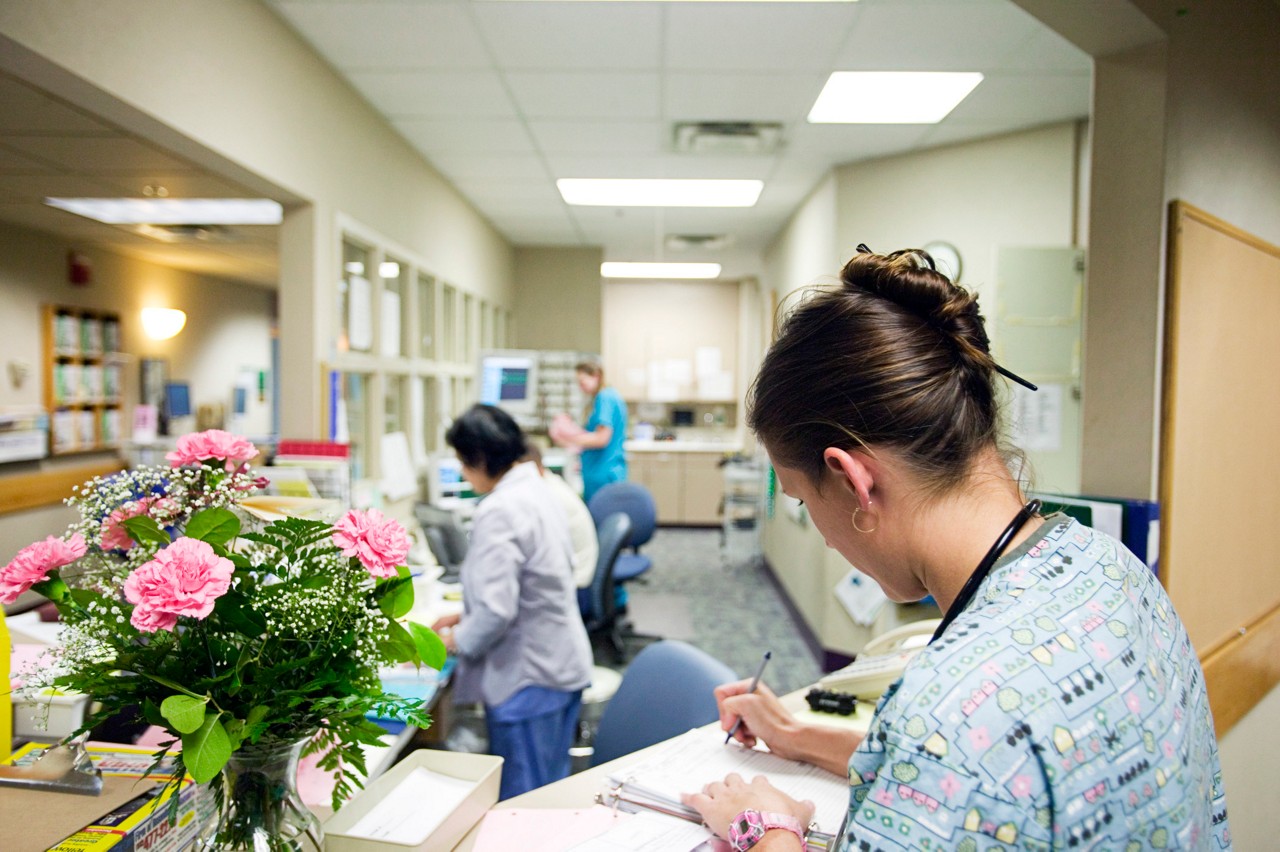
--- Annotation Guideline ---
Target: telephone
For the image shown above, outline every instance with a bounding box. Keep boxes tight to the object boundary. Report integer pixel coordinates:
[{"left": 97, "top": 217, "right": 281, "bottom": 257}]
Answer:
[{"left": 817, "top": 619, "right": 942, "bottom": 699}]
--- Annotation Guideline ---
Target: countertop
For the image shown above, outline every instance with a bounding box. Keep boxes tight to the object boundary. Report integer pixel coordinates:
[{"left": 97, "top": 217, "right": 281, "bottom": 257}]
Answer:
[{"left": 624, "top": 439, "right": 743, "bottom": 454}]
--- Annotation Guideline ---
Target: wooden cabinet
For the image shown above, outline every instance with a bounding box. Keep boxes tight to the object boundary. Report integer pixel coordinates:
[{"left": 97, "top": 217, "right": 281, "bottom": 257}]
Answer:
[
  {"left": 628, "top": 450, "right": 724, "bottom": 526},
  {"left": 43, "top": 305, "right": 124, "bottom": 455}
]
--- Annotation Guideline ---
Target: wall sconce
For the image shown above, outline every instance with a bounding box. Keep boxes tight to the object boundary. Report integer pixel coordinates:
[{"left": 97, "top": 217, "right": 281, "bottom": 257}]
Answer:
[{"left": 141, "top": 307, "right": 187, "bottom": 340}]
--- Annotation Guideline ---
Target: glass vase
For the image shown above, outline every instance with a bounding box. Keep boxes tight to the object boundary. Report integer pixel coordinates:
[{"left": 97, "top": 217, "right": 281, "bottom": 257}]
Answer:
[{"left": 197, "top": 738, "right": 323, "bottom": 852}]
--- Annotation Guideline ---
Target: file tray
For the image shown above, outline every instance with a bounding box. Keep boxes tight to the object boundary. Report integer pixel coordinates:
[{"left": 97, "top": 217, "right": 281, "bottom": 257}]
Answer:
[{"left": 324, "top": 750, "right": 502, "bottom": 852}]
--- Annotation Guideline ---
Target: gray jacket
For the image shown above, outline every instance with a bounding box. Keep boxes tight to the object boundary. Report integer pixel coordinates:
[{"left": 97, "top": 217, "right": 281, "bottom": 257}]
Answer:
[{"left": 452, "top": 462, "right": 593, "bottom": 707}]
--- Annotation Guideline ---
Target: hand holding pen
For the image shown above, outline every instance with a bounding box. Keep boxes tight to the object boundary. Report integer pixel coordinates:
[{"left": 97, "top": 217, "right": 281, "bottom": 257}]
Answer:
[{"left": 725, "top": 651, "right": 772, "bottom": 744}]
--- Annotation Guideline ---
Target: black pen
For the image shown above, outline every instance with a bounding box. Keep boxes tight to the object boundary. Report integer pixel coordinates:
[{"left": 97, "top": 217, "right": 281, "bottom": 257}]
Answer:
[{"left": 725, "top": 651, "right": 772, "bottom": 744}]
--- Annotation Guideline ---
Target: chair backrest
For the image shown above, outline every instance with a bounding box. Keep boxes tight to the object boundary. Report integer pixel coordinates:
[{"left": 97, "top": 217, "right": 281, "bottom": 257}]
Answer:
[
  {"left": 414, "top": 504, "right": 469, "bottom": 568},
  {"left": 587, "top": 482, "right": 657, "bottom": 550},
  {"left": 591, "top": 640, "right": 737, "bottom": 766},
  {"left": 582, "top": 512, "right": 630, "bottom": 630}
]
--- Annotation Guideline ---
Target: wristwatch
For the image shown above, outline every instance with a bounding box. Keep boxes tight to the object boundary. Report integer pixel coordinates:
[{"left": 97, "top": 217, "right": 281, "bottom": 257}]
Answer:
[{"left": 727, "top": 809, "right": 808, "bottom": 851}]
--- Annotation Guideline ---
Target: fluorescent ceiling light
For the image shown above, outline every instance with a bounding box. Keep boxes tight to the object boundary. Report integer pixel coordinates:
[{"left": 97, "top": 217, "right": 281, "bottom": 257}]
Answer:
[
  {"left": 44, "top": 197, "right": 284, "bottom": 225},
  {"left": 601, "top": 262, "right": 722, "bottom": 279},
  {"left": 558, "top": 179, "right": 762, "bottom": 208},
  {"left": 808, "top": 72, "right": 983, "bottom": 124}
]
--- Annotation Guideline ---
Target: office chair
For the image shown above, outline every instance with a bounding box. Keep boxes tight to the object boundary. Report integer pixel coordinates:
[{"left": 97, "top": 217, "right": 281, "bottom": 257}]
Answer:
[
  {"left": 580, "top": 512, "right": 632, "bottom": 663},
  {"left": 590, "top": 640, "right": 737, "bottom": 766},
  {"left": 586, "top": 482, "right": 656, "bottom": 588},
  {"left": 414, "top": 503, "right": 469, "bottom": 582}
]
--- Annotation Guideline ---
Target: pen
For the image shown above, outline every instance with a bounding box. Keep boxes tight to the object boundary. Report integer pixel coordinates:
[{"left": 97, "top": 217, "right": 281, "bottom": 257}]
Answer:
[{"left": 725, "top": 651, "right": 772, "bottom": 744}]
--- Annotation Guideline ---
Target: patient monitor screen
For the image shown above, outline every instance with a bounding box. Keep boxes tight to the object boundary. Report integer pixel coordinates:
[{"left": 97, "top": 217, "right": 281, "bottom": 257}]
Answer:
[{"left": 479, "top": 353, "right": 537, "bottom": 418}]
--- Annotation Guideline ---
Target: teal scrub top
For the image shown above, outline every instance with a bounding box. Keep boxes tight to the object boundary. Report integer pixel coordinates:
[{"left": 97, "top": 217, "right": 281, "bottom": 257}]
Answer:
[{"left": 581, "top": 386, "right": 628, "bottom": 502}]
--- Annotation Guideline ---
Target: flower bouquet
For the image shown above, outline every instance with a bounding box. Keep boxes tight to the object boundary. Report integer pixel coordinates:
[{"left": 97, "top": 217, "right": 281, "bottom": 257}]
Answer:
[{"left": 2, "top": 430, "right": 445, "bottom": 849}]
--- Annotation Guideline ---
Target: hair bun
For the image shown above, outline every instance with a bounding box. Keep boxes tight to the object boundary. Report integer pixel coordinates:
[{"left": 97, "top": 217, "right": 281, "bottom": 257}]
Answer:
[{"left": 842, "top": 249, "right": 992, "bottom": 364}]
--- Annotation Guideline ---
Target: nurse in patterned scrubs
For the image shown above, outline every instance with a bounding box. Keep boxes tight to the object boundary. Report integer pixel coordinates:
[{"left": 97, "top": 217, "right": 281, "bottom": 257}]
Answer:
[{"left": 683, "top": 248, "right": 1230, "bottom": 851}]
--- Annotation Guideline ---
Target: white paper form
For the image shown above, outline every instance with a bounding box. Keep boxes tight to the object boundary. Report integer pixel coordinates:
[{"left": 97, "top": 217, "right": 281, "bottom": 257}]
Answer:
[
  {"left": 343, "top": 766, "right": 474, "bottom": 843},
  {"left": 566, "top": 811, "right": 711, "bottom": 851},
  {"left": 609, "top": 729, "right": 850, "bottom": 835}
]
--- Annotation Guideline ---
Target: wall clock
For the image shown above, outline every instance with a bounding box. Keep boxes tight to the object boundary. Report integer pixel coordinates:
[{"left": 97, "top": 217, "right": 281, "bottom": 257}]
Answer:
[{"left": 923, "top": 241, "right": 962, "bottom": 282}]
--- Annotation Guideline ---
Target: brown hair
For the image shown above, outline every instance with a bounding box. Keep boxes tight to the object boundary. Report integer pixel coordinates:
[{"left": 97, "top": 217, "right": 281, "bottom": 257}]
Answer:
[
  {"left": 575, "top": 361, "right": 604, "bottom": 420},
  {"left": 748, "top": 248, "right": 1005, "bottom": 496}
]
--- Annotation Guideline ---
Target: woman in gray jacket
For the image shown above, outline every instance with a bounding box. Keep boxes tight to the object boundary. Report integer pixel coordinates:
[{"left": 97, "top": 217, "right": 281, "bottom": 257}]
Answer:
[{"left": 432, "top": 404, "right": 593, "bottom": 799}]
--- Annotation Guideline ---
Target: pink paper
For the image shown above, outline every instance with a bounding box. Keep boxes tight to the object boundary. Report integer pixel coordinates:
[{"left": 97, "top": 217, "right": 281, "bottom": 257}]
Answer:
[
  {"left": 472, "top": 806, "right": 630, "bottom": 851},
  {"left": 9, "top": 643, "right": 47, "bottom": 688}
]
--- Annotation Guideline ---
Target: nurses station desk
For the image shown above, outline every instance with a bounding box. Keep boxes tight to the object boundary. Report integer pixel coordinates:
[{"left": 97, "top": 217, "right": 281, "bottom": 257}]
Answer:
[{"left": 452, "top": 689, "right": 873, "bottom": 850}]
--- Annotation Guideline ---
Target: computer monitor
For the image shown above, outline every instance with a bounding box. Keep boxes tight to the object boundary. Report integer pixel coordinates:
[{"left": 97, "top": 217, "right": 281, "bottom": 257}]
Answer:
[
  {"left": 164, "top": 382, "right": 192, "bottom": 419},
  {"left": 478, "top": 350, "right": 539, "bottom": 421}
]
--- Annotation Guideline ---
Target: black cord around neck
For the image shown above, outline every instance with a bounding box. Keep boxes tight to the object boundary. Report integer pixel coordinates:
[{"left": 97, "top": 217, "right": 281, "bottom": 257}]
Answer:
[{"left": 930, "top": 499, "right": 1042, "bottom": 644}]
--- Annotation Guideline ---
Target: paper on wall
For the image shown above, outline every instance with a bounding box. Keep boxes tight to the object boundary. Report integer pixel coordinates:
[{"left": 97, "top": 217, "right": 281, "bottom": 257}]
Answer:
[
  {"left": 694, "top": 347, "right": 722, "bottom": 378},
  {"left": 834, "top": 567, "right": 888, "bottom": 627},
  {"left": 380, "top": 289, "right": 402, "bottom": 357},
  {"left": 380, "top": 431, "right": 418, "bottom": 501},
  {"left": 348, "top": 275, "right": 373, "bottom": 351},
  {"left": 1011, "top": 382, "right": 1062, "bottom": 452},
  {"left": 697, "top": 371, "right": 733, "bottom": 400}
]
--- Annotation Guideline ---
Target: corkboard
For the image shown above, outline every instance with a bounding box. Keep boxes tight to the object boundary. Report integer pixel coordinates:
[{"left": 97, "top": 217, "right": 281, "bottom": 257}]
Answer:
[{"left": 1161, "top": 201, "right": 1280, "bottom": 733}]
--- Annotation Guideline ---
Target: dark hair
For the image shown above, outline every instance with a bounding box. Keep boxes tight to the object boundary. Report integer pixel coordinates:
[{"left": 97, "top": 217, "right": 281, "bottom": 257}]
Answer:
[
  {"left": 748, "top": 248, "right": 1004, "bottom": 496},
  {"left": 446, "top": 404, "right": 527, "bottom": 478}
]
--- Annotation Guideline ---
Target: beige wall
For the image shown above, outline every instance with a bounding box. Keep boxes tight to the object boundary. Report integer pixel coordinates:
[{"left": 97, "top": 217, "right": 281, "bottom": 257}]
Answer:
[
  {"left": 0, "top": 220, "right": 275, "bottom": 555},
  {"left": 512, "top": 247, "right": 603, "bottom": 354},
  {"left": 760, "top": 126, "right": 1080, "bottom": 649},
  {"left": 834, "top": 122, "right": 1079, "bottom": 311},
  {"left": 0, "top": 0, "right": 514, "bottom": 437},
  {"left": 1144, "top": 3, "right": 1280, "bottom": 846}
]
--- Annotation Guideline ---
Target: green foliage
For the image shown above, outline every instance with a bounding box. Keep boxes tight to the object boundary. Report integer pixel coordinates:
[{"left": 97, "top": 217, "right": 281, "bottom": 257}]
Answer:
[{"left": 18, "top": 454, "right": 444, "bottom": 811}]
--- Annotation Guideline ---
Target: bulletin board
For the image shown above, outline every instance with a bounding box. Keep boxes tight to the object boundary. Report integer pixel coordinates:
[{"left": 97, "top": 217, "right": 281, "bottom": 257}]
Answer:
[{"left": 1161, "top": 201, "right": 1280, "bottom": 734}]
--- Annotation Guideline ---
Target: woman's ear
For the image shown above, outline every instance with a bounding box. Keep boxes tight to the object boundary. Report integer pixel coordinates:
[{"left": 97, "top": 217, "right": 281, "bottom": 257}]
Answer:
[{"left": 823, "top": 447, "right": 875, "bottom": 510}]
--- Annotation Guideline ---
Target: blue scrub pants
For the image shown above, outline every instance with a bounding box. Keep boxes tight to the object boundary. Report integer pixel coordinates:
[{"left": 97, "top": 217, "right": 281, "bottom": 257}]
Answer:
[{"left": 486, "top": 686, "right": 583, "bottom": 800}]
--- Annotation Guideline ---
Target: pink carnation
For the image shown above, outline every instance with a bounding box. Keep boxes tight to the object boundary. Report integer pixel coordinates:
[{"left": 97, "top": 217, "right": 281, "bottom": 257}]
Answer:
[
  {"left": 0, "top": 534, "right": 87, "bottom": 604},
  {"left": 100, "top": 498, "right": 156, "bottom": 552},
  {"left": 332, "top": 509, "right": 410, "bottom": 579},
  {"left": 166, "top": 430, "right": 258, "bottom": 471},
  {"left": 123, "top": 538, "right": 234, "bottom": 633}
]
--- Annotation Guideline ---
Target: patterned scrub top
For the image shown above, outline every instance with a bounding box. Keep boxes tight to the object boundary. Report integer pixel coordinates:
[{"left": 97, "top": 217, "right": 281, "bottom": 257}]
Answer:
[{"left": 842, "top": 515, "right": 1231, "bottom": 851}]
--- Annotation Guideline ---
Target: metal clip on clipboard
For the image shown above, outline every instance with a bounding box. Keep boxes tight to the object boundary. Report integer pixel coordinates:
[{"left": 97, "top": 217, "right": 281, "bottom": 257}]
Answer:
[{"left": 596, "top": 780, "right": 838, "bottom": 850}]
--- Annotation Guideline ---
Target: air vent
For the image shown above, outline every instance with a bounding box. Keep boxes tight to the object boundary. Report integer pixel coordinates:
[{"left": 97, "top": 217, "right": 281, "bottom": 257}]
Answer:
[
  {"left": 665, "top": 233, "right": 734, "bottom": 252},
  {"left": 134, "top": 223, "right": 242, "bottom": 244},
  {"left": 672, "top": 122, "right": 783, "bottom": 155}
]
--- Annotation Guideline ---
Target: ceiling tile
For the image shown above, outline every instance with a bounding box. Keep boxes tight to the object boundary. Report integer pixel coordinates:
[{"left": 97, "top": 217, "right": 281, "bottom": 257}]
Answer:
[
  {"left": 471, "top": 4, "right": 662, "bottom": 70},
  {"left": 1000, "top": 28, "right": 1094, "bottom": 74},
  {"left": 269, "top": 2, "right": 489, "bottom": 69},
  {"left": 504, "top": 71, "right": 660, "bottom": 120},
  {"left": 394, "top": 118, "right": 537, "bottom": 155},
  {"left": 546, "top": 153, "right": 773, "bottom": 181},
  {"left": 665, "top": 5, "right": 861, "bottom": 72},
  {"left": 348, "top": 70, "right": 517, "bottom": 118},
  {"left": 663, "top": 73, "right": 825, "bottom": 123},
  {"left": 528, "top": 120, "right": 665, "bottom": 156},
  {"left": 940, "top": 73, "right": 1091, "bottom": 124},
  {"left": 0, "top": 74, "right": 115, "bottom": 135},
  {"left": 3, "top": 136, "right": 194, "bottom": 173},
  {"left": 427, "top": 152, "right": 548, "bottom": 181},
  {"left": 833, "top": 1, "right": 1044, "bottom": 71},
  {"left": 450, "top": 177, "right": 561, "bottom": 204},
  {"left": 784, "top": 124, "right": 935, "bottom": 159}
]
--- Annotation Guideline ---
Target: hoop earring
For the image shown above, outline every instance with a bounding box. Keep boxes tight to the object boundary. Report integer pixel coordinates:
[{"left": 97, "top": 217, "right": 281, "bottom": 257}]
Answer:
[{"left": 852, "top": 505, "right": 878, "bottom": 534}]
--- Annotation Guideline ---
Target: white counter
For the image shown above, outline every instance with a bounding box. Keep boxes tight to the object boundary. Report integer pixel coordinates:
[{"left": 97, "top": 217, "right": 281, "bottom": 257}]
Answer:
[{"left": 624, "top": 439, "right": 743, "bottom": 454}]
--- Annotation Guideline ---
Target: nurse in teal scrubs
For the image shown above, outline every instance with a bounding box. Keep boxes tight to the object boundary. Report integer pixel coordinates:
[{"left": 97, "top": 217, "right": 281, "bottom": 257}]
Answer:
[{"left": 563, "top": 361, "right": 628, "bottom": 502}]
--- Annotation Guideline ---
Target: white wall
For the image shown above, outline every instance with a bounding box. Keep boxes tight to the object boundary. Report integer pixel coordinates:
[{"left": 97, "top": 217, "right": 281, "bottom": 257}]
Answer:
[
  {"left": 833, "top": 122, "right": 1078, "bottom": 312},
  {"left": 1148, "top": 3, "right": 1280, "bottom": 846},
  {"left": 0, "top": 0, "right": 515, "bottom": 436},
  {"left": 0, "top": 220, "right": 275, "bottom": 554}
]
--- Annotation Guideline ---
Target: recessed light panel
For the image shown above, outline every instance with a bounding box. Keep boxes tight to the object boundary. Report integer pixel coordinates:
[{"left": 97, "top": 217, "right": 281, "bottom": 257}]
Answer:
[
  {"left": 601, "top": 262, "right": 722, "bottom": 279},
  {"left": 559, "top": 179, "right": 762, "bottom": 208},
  {"left": 45, "top": 197, "right": 284, "bottom": 225},
  {"left": 808, "top": 72, "right": 983, "bottom": 124}
]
